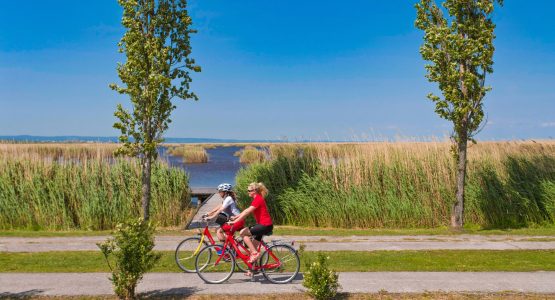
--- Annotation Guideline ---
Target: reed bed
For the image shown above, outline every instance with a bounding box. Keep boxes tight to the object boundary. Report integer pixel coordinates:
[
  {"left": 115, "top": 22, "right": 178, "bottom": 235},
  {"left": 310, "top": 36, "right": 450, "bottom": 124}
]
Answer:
[
  {"left": 167, "top": 145, "right": 208, "bottom": 163},
  {"left": 236, "top": 141, "right": 555, "bottom": 229},
  {"left": 0, "top": 143, "right": 191, "bottom": 230},
  {"left": 235, "top": 146, "right": 266, "bottom": 164},
  {"left": 0, "top": 143, "right": 119, "bottom": 161}
]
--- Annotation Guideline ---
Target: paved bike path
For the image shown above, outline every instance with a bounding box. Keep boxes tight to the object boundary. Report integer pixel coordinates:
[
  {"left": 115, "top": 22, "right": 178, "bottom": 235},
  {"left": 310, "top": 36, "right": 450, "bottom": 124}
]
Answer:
[
  {"left": 2, "top": 235, "right": 555, "bottom": 252},
  {"left": 1, "top": 272, "right": 554, "bottom": 296}
]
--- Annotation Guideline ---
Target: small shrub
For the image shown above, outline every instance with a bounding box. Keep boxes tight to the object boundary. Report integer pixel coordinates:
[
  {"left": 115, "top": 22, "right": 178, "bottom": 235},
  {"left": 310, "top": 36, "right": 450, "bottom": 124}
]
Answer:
[
  {"left": 97, "top": 218, "right": 161, "bottom": 300},
  {"left": 303, "top": 253, "right": 340, "bottom": 300}
]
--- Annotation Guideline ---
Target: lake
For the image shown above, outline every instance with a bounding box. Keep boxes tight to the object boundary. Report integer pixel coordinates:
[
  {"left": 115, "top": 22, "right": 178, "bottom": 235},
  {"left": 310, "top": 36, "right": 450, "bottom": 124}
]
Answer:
[{"left": 159, "top": 146, "right": 246, "bottom": 188}]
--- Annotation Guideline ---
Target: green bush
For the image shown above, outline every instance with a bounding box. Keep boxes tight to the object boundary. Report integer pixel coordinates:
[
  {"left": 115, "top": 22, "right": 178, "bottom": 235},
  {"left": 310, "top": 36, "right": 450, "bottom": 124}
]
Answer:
[
  {"left": 303, "top": 253, "right": 340, "bottom": 300},
  {"left": 235, "top": 150, "right": 320, "bottom": 224},
  {"left": 98, "top": 218, "right": 161, "bottom": 300}
]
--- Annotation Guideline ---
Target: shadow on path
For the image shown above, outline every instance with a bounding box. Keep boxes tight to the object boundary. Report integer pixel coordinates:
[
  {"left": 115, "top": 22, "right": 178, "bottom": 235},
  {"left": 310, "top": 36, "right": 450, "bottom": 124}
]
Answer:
[
  {"left": 0, "top": 290, "right": 44, "bottom": 299},
  {"left": 141, "top": 287, "right": 200, "bottom": 298}
]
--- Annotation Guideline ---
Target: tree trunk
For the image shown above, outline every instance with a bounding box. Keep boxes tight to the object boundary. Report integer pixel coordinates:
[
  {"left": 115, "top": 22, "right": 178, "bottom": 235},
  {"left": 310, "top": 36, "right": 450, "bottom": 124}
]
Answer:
[
  {"left": 141, "top": 156, "right": 152, "bottom": 221},
  {"left": 451, "top": 135, "right": 468, "bottom": 229}
]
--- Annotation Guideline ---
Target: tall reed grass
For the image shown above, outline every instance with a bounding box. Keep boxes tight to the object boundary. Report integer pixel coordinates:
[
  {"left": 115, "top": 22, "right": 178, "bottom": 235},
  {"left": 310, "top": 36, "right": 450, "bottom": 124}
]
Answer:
[
  {"left": 0, "top": 144, "right": 191, "bottom": 230},
  {"left": 167, "top": 145, "right": 208, "bottom": 163},
  {"left": 0, "top": 143, "right": 119, "bottom": 161},
  {"left": 234, "top": 146, "right": 266, "bottom": 164},
  {"left": 236, "top": 141, "right": 555, "bottom": 229}
]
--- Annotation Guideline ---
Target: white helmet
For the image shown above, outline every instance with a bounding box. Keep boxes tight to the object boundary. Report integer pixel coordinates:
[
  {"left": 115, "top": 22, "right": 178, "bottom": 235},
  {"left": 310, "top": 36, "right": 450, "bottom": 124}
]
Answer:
[{"left": 217, "top": 183, "right": 233, "bottom": 192}]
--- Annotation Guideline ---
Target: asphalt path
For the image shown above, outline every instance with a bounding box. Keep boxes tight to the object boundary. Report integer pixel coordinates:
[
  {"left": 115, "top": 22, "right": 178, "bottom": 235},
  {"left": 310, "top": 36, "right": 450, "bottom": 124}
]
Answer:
[
  {"left": 1, "top": 272, "right": 555, "bottom": 296},
  {"left": 2, "top": 235, "right": 555, "bottom": 252}
]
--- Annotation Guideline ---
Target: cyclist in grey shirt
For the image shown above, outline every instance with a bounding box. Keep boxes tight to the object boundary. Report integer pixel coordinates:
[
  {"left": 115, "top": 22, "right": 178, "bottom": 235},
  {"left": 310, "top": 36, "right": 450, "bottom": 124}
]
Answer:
[{"left": 204, "top": 183, "right": 245, "bottom": 241}]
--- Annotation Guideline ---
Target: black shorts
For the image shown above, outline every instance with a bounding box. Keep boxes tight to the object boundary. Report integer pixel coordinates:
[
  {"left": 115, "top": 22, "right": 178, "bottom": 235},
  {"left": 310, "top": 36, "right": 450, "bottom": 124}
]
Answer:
[{"left": 249, "top": 224, "right": 273, "bottom": 241}]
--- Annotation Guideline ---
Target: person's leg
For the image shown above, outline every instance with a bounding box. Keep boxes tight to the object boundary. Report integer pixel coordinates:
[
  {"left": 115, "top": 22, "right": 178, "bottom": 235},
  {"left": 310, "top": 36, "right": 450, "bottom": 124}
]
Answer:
[
  {"left": 240, "top": 227, "right": 257, "bottom": 254},
  {"left": 216, "top": 228, "right": 226, "bottom": 242},
  {"left": 238, "top": 227, "right": 255, "bottom": 277},
  {"left": 252, "top": 239, "right": 260, "bottom": 251},
  {"left": 246, "top": 225, "right": 270, "bottom": 263}
]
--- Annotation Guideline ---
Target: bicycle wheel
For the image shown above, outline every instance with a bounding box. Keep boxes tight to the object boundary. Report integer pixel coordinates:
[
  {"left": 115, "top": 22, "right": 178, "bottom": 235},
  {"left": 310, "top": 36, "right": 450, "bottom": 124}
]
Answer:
[
  {"left": 229, "top": 247, "right": 249, "bottom": 273},
  {"left": 260, "top": 244, "right": 300, "bottom": 284},
  {"left": 175, "top": 237, "right": 208, "bottom": 273},
  {"left": 195, "top": 244, "right": 235, "bottom": 284}
]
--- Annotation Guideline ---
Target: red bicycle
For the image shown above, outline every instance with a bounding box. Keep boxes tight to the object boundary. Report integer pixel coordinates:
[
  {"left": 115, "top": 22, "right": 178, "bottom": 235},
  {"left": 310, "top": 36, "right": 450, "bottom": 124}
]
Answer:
[
  {"left": 175, "top": 218, "right": 249, "bottom": 273},
  {"left": 194, "top": 228, "right": 300, "bottom": 284}
]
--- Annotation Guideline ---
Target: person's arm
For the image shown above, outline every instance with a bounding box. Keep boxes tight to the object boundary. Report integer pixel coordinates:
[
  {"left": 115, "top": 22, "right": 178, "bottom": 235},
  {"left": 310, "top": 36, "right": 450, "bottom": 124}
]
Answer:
[
  {"left": 203, "top": 205, "right": 219, "bottom": 218},
  {"left": 206, "top": 196, "right": 233, "bottom": 219},
  {"left": 229, "top": 206, "right": 255, "bottom": 223},
  {"left": 205, "top": 204, "right": 225, "bottom": 219}
]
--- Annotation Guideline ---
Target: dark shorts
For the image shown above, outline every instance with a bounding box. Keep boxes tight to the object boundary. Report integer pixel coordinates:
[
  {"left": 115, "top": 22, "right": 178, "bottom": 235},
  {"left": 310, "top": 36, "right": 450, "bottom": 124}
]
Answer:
[{"left": 249, "top": 224, "right": 273, "bottom": 241}]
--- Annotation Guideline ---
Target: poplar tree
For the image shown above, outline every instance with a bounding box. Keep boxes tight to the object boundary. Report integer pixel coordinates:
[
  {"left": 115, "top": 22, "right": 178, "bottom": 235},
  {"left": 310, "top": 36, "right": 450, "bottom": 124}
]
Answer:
[
  {"left": 111, "top": 0, "right": 200, "bottom": 221},
  {"left": 415, "top": 0, "right": 502, "bottom": 229}
]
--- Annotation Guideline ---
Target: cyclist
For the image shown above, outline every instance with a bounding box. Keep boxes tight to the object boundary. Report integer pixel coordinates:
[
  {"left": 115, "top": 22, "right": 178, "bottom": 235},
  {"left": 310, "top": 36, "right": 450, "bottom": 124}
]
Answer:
[
  {"left": 204, "top": 183, "right": 245, "bottom": 241},
  {"left": 229, "top": 182, "right": 273, "bottom": 264}
]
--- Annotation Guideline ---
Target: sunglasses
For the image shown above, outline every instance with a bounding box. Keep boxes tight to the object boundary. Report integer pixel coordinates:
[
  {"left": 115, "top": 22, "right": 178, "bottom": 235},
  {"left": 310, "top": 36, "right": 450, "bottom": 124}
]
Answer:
[{"left": 247, "top": 189, "right": 255, "bottom": 192}]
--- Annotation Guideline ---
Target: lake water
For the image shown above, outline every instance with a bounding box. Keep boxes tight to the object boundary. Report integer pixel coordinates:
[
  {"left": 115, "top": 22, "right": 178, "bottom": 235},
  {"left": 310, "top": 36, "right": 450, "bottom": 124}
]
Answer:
[{"left": 159, "top": 146, "right": 245, "bottom": 188}]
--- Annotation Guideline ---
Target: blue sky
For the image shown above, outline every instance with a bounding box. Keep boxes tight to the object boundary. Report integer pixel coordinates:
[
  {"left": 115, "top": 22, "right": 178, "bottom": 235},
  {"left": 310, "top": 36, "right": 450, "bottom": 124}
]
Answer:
[{"left": 1, "top": 1, "right": 553, "bottom": 140}]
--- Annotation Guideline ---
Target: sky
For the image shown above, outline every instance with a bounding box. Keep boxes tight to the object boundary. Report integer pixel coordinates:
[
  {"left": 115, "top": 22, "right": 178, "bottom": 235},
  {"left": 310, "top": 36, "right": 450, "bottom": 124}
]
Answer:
[{"left": 0, "top": 1, "right": 554, "bottom": 141}]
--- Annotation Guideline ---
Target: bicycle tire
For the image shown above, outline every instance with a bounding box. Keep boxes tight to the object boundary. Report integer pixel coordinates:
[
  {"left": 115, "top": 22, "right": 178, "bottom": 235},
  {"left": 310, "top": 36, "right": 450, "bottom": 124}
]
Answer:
[
  {"left": 175, "top": 236, "right": 208, "bottom": 273},
  {"left": 260, "top": 244, "right": 300, "bottom": 284},
  {"left": 195, "top": 244, "right": 235, "bottom": 284}
]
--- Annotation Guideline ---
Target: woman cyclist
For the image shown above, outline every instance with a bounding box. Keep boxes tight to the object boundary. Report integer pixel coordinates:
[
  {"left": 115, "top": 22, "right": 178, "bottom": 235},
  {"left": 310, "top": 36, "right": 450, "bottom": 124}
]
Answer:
[
  {"left": 229, "top": 182, "right": 273, "bottom": 264},
  {"left": 204, "top": 183, "right": 245, "bottom": 241}
]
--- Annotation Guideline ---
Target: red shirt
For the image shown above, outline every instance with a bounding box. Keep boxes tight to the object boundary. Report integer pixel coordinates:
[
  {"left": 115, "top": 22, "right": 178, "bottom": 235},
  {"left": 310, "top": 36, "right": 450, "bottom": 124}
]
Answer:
[{"left": 251, "top": 194, "right": 273, "bottom": 226}]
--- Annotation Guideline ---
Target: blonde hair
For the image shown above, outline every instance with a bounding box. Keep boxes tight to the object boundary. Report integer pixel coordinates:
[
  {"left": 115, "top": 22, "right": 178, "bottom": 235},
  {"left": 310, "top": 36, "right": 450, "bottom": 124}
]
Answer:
[{"left": 248, "top": 182, "right": 269, "bottom": 198}]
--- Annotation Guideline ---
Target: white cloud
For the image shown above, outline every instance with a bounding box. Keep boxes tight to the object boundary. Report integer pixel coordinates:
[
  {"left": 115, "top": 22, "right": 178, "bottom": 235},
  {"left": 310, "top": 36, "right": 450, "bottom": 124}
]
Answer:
[{"left": 540, "top": 122, "right": 555, "bottom": 127}]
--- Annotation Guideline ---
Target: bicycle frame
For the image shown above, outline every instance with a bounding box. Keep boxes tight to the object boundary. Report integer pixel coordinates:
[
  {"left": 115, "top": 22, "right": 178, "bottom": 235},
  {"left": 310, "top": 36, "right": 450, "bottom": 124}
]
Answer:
[
  {"left": 194, "top": 224, "right": 217, "bottom": 254},
  {"left": 215, "top": 234, "right": 281, "bottom": 272}
]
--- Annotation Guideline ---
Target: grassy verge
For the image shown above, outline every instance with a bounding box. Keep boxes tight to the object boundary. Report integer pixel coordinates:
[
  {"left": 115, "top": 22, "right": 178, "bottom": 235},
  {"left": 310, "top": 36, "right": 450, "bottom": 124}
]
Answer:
[
  {"left": 3, "top": 225, "right": 555, "bottom": 237},
  {"left": 2, "top": 250, "right": 555, "bottom": 273},
  {"left": 0, "top": 228, "right": 195, "bottom": 237},
  {"left": 273, "top": 225, "right": 555, "bottom": 236}
]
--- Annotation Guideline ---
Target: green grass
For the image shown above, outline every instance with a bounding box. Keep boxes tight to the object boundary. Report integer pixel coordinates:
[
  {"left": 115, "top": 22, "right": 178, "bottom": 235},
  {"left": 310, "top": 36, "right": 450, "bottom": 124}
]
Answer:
[
  {"left": 2, "top": 250, "right": 555, "bottom": 273},
  {"left": 0, "top": 228, "right": 198, "bottom": 237},
  {"left": 2, "top": 225, "right": 555, "bottom": 237},
  {"left": 0, "top": 230, "right": 113, "bottom": 237},
  {"left": 273, "top": 225, "right": 555, "bottom": 236}
]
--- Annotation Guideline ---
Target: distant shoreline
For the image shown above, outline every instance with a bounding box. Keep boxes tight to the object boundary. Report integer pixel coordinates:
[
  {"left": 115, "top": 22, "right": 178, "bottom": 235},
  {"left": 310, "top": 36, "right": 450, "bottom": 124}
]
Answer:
[
  {"left": 0, "top": 135, "right": 280, "bottom": 144},
  {"left": 1, "top": 135, "right": 553, "bottom": 144}
]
